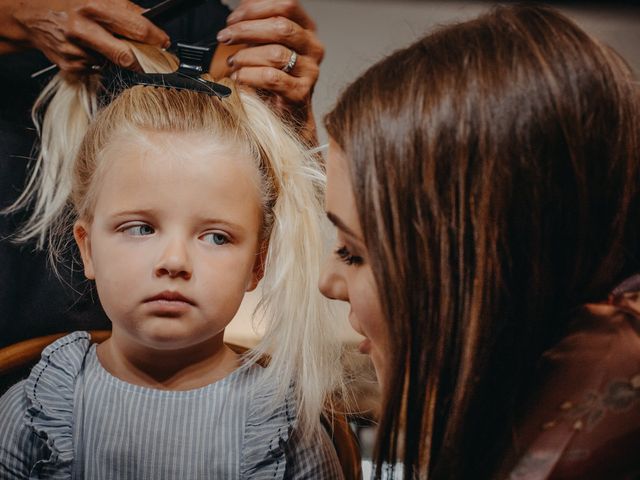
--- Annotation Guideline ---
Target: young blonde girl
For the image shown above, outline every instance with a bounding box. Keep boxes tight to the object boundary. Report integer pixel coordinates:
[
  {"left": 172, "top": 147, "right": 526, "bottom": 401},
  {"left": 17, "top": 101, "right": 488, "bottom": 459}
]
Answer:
[{"left": 0, "top": 43, "right": 350, "bottom": 479}]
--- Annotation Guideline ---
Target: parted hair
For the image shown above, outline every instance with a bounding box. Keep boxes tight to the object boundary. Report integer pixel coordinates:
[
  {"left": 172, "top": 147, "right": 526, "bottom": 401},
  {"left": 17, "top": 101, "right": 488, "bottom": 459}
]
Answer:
[
  {"left": 10, "top": 43, "right": 346, "bottom": 436},
  {"left": 325, "top": 4, "right": 640, "bottom": 479}
]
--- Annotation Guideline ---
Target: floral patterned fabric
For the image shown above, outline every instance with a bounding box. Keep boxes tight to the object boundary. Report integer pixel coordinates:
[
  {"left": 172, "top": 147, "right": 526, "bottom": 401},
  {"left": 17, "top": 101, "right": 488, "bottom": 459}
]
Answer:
[{"left": 509, "top": 276, "right": 640, "bottom": 480}]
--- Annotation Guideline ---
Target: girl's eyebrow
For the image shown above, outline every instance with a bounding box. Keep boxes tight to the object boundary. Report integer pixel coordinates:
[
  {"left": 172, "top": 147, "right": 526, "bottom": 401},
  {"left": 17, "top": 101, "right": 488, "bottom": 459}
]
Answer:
[
  {"left": 195, "top": 216, "right": 246, "bottom": 232},
  {"left": 109, "top": 209, "right": 156, "bottom": 219},
  {"left": 326, "top": 211, "right": 363, "bottom": 242}
]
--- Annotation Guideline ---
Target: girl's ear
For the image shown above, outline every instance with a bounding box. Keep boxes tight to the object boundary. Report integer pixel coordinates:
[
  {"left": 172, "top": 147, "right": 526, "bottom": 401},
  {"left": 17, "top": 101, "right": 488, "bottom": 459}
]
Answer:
[
  {"left": 73, "top": 220, "right": 95, "bottom": 280},
  {"left": 246, "top": 241, "right": 267, "bottom": 292}
]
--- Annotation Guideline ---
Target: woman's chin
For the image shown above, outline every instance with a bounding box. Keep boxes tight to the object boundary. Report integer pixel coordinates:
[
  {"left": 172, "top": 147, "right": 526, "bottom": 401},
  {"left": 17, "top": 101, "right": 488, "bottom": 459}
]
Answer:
[{"left": 369, "top": 348, "right": 388, "bottom": 390}]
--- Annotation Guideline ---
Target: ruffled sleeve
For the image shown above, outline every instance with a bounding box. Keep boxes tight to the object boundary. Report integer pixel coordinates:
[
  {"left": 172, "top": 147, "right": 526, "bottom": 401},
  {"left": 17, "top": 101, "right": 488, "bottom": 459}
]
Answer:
[
  {"left": 281, "top": 421, "right": 345, "bottom": 479},
  {"left": 0, "top": 382, "right": 49, "bottom": 479},
  {"left": 240, "top": 375, "right": 344, "bottom": 479},
  {"left": 23, "top": 331, "right": 92, "bottom": 479},
  {"left": 240, "top": 376, "right": 294, "bottom": 479}
]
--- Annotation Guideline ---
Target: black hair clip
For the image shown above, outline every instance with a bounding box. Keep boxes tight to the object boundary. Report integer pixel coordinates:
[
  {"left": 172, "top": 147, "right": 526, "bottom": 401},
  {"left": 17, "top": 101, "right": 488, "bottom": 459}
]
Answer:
[{"left": 118, "top": 43, "right": 231, "bottom": 98}]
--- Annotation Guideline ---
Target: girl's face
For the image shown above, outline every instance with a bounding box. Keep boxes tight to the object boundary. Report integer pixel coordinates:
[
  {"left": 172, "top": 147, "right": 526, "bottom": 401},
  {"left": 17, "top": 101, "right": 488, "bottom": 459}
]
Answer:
[
  {"left": 74, "top": 130, "right": 263, "bottom": 353},
  {"left": 319, "top": 140, "right": 390, "bottom": 388}
]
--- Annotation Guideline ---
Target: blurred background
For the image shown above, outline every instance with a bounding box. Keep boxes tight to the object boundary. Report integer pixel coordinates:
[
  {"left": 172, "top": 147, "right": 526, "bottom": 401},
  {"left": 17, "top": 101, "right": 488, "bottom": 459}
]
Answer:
[{"left": 307, "top": 0, "right": 640, "bottom": 143}]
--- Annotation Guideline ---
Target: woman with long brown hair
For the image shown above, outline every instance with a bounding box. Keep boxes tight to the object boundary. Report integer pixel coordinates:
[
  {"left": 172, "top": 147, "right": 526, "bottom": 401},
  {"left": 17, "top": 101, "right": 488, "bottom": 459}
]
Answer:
[{"left": 320, "top": 4, "right": 640, "bottom": 479}]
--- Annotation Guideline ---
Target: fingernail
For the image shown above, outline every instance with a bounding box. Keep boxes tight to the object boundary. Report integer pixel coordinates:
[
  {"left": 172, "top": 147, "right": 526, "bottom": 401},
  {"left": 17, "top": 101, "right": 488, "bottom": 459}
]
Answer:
[
  {"left": 231, "top": 71, "right": 238, "bottom": 80},
  {"left": 163, "top": 38, "right": 171, "bottom": 49},
  {"left": 217, "top": 29, "right": 231, "bottom": 44},
  {"left": 226, "top": 12, "right": 239, "bottom": 23},
  {"left": 226, "top": 55, "right": 234, "bottom": 67}
]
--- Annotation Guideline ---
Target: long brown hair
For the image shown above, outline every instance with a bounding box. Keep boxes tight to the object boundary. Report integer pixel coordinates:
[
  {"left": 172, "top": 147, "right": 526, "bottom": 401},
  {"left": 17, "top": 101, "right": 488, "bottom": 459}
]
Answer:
[{"left": 325, "top": 5, "right": 640, "bottom": 479}]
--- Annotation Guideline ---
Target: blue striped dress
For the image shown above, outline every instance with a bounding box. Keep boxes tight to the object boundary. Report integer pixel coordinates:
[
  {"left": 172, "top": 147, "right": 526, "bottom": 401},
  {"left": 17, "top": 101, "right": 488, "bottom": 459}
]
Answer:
[{"left": 0, "top": 331, "right": 343, "bottom": 479}]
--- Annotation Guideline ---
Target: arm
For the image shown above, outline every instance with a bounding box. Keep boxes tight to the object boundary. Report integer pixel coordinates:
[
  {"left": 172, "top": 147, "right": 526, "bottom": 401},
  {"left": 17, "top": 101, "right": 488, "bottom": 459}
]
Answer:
[
  {"left": 213, "top": 0, "right": 324, "bottom": 145},
  {"left": 0, "top": 0, "right": 169, "bottom": 71},
  {"left": 0, "top": 382, "right": 46, "bottom": 479}
]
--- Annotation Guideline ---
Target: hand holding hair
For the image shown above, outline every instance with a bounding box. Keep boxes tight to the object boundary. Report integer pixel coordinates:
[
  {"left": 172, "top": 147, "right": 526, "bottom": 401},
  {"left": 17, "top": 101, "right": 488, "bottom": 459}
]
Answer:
[
  {"left": 216, "top": 0, "right": 324, "bottom": 142},
  {"left": 1, "top": 0, "right": 170, "bottom": 73}
]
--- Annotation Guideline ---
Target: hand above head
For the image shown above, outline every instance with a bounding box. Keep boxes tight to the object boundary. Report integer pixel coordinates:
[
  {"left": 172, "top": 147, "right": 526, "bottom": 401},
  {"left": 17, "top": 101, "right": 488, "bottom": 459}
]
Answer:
[
  {"left": 215, "top": 0, "right": 324, "bottom": 143},
  {"left": 0, "top": 0, "right": 170, "bottom": 73}
]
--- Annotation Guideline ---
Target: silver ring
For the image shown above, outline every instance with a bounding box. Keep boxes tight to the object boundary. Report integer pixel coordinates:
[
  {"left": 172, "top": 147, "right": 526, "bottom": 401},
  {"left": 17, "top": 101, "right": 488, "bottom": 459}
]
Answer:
[
  {"left": 282, "top": 50, "right": 297, "bottom": 73},
  {"left": 90, "top": 64, "right": 102, "bottom": 72}
]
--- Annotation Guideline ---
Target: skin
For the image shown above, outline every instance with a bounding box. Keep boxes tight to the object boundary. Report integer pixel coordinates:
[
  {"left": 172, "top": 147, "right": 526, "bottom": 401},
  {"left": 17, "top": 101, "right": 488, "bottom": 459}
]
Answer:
[
  {"left": 74, "top": 131, "right": 263, "bottom": 390},
  {"left": 220, "top": 0, "right": 323, "bottom": 106},
  {"left": 217, "top": 0, "right": 324, "bottom": 141},
  {"left": 0, "top": 0, "right": 169, "bottom": 70},
  {"left": 318, "top": 140, "right": 390, "bottom": 387}
]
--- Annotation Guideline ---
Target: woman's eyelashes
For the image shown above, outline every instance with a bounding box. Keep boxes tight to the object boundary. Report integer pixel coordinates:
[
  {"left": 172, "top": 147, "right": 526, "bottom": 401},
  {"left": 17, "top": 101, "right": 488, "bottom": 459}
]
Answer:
[{"left": 335, "top": 245, "right": 364, "bottom": 266}]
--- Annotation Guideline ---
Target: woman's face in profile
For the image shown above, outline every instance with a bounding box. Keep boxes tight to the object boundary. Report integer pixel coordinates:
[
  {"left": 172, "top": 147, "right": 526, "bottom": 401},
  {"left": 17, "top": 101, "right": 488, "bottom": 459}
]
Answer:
[{"left": 319, "top": 140, "right": 390, "bottom": 387}]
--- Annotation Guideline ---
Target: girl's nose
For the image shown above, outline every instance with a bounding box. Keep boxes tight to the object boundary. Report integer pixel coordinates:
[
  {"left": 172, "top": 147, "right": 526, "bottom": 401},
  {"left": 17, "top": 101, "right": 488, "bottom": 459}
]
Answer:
[
  {"left": 155, "top": 237, "right": 193, "bottom": 280},
  {"left": 318, "top": 257, "right": 347, "bottom": 301}
]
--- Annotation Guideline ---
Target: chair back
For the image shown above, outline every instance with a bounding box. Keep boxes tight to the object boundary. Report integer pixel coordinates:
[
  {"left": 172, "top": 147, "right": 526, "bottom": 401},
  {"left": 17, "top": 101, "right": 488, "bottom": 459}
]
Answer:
[{"left": 0, "top": 330, "right": 111, "bottom": 394}]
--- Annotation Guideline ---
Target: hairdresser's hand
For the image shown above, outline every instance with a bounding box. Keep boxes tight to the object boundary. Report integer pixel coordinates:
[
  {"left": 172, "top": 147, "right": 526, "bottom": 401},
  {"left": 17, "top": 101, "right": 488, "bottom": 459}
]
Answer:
[
  {"left": 2, "top": 0, "right": 169, "bottom": 72},
  {"left": 216, "top": 0, "right": 324, "bottom": 143}
]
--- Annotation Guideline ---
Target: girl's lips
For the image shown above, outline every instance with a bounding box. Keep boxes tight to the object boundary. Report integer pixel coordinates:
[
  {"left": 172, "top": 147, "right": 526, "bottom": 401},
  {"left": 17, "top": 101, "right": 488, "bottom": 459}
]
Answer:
[
  {"left": 145, "top": 290, "right": 195, "bottom": 305},
  {"left": 143, "top": 291, "right": 195, "bottom": 316},
  {"left": 144, "top": 299, "right": 192, "bottom": 316},
  {"left": 358, "top": 337, "right": 372, "bottom": 355}
]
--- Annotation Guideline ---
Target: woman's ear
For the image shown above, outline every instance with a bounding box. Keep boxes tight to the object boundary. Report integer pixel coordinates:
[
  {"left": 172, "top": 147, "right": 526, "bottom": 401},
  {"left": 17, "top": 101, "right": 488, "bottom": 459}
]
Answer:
[
  {"left": 246, "top": 241, "right": 267, "bottom": 292},
  {"left": 73, "top": 220, "right": 95, "bottom": 280}
]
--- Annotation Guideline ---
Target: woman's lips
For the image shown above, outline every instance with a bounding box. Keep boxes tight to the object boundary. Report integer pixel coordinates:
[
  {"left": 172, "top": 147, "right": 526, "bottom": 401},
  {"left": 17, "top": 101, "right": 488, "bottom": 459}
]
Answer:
[{"left": 358, "top": 337, "right": 372, "bottom": 355}]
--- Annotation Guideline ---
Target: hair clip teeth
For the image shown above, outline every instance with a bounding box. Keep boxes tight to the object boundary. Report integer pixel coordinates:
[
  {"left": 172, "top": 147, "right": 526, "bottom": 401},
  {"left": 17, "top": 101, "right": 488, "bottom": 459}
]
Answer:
[{"left": 114, "top": 43, "right": 231, "bottom": 98}]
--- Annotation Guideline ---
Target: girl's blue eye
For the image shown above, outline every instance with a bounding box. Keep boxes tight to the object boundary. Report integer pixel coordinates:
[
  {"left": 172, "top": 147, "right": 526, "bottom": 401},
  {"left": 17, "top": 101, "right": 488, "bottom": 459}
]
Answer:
[
  {"left": 202, "top": 232, "right": 228, "bottom": 245},
  {"left": 124, "top": 224, "right": 154, "bottom": 236}
]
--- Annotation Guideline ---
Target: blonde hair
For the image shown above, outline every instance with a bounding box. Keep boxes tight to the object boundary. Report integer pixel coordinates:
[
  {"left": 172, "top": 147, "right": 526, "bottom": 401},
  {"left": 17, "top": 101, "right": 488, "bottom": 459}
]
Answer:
[{"left": 12, "top": 43, "right": 347, "bottom": 435}]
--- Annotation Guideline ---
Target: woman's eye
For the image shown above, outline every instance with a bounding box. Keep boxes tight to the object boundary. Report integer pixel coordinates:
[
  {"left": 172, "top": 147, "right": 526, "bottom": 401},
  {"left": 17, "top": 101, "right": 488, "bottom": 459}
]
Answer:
[
  {"left": 202, "top": 232, "right": 229, "bottom": 245},
  {"left": 123, "top": 224, "right": 154, "bottom": 236},
  {"left": 335, "top": 245, "right": 364, "bottom": 266}
]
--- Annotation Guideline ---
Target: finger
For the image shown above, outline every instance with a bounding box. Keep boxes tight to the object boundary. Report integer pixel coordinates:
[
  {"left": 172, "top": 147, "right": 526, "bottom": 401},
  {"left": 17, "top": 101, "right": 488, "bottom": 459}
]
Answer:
[
  {"left": 66, "top": 14, "right": 141, "bottom": 70},
  {"left": 47, "top": 51, "right": 94, "bottom": 73},
  {"left": 33, "top": 10, "right": 94, "bottom": 61},
  {"left": 231, "top": 66, "right": 312, "bottom": 103},
  {"left": 210, "top": 43, "right": 243, "bottom": 79},
  {"left": 217, "top": 17, "right": 323, "bottom": 60},
  {"left": 227, "top": 44, "right": 296, "bottom": 71},
  {"left": 227, "top": 0, "right": 316, "bottom": 31},
  {"left": 76, "top": 1, "right": 170, "bottom": 47},
  {"left": 46, "top": 31, "right": 91, "bottom": 61},
  {"left": 59, "top": 48, "right": 100, "bottom": 68}
]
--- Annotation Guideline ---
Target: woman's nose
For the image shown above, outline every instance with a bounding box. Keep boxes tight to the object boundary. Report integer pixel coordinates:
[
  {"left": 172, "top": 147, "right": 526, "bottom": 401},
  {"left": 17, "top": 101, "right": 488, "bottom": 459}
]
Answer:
[
  {"left": 318, "top": 257, "right": 347, "bottom": 301},
  {"left": 155, "top": 237, "right": 193, "bottom": 280}
]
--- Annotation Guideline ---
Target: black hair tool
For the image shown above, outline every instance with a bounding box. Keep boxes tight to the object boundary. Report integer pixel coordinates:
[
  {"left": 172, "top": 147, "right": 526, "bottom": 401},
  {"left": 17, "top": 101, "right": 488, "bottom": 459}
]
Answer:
[
  {"left": 118, "top": 43, "right": 231, "bottom": 98},
  {"left": 113, "top": 0, "right": 231, "bottom": 97}
]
